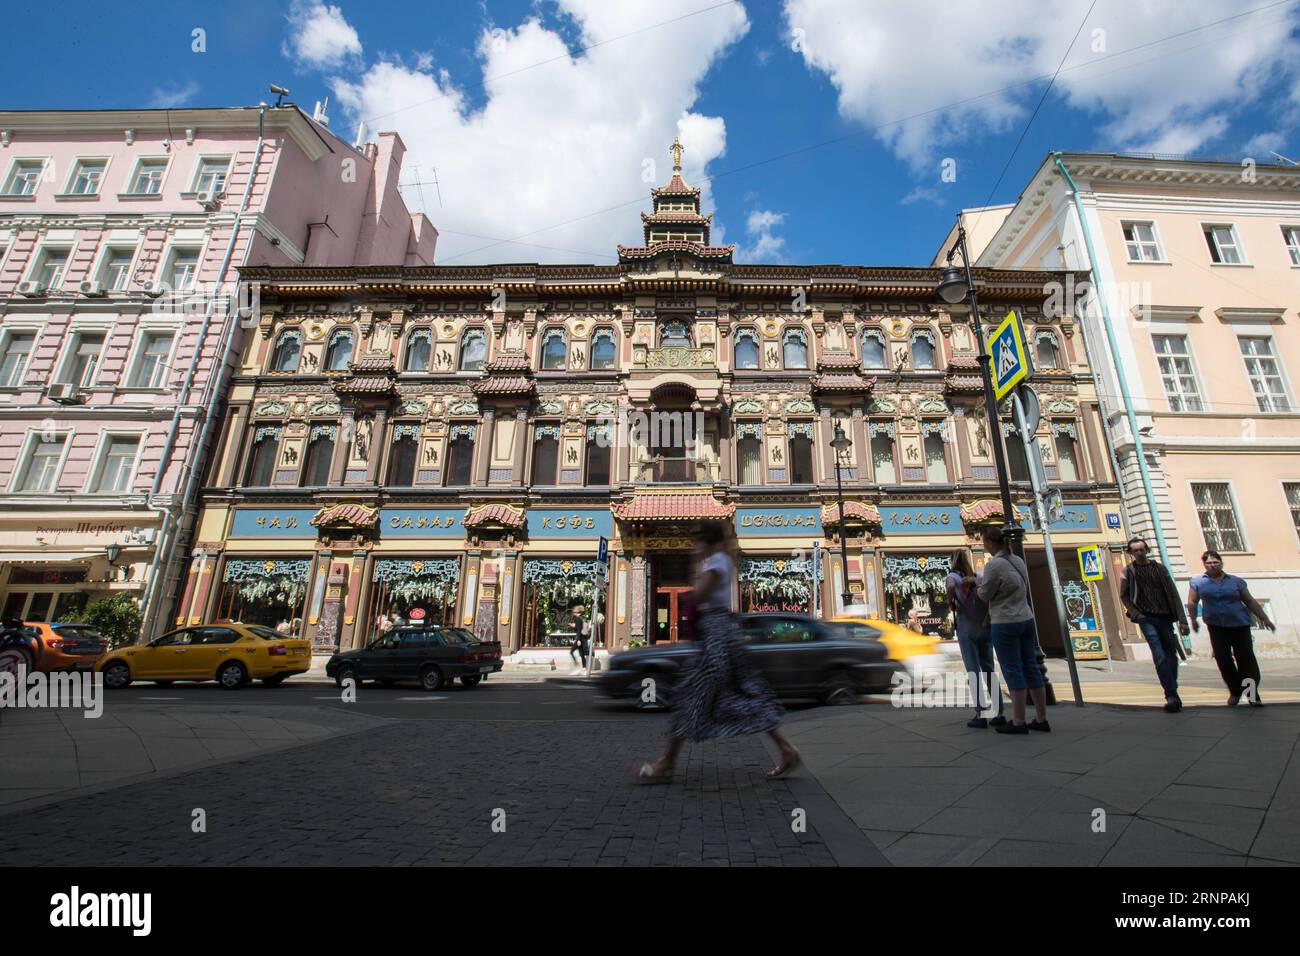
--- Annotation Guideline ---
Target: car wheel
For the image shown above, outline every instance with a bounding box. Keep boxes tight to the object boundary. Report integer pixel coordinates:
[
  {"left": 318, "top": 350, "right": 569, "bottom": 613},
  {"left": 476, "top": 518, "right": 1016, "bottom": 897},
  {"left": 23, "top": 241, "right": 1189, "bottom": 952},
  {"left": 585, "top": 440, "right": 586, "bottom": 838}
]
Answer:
[
  {"left": 460, "top": 674, "right": 483, "bottom": 688},
  {"left": 261, "top": 674, "right": 288, "bottom": 686},
  {"left": 0, "top": 646, "right": 33, "bottom": 678},
  {"left": 821, "top": 671, "right": 859, "bottom": 706},
  {"left": 418, "top": 665, "right": 444, "bottom": 692},
  {"left": 216, "top": 661, "right": 248, "bottom": 690},
  {"left": 335, "top": 665, "right": 358, "bottom": 687},
  {"left": 102, "top": 660, "right": 132, "bottom": 690}
]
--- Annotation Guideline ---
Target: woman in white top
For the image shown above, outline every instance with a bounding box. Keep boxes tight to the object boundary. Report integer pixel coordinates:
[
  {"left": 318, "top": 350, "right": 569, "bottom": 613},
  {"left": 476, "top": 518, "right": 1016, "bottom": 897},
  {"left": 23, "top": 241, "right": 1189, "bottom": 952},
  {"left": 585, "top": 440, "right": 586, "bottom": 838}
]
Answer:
[{"left": 639, "top": 522, "right": 799, "bottom": 782}]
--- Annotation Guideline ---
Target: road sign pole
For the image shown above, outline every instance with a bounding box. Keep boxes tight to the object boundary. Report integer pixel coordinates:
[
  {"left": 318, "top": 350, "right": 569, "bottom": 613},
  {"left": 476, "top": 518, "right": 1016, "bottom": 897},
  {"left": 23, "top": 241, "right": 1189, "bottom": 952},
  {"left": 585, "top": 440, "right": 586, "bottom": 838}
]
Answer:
[
  {"left": 588, "top": 538, "right": 609, "bottom": 678},
  {"left": 1014, "top": 389, "right": 1084, "bottom": 707}
]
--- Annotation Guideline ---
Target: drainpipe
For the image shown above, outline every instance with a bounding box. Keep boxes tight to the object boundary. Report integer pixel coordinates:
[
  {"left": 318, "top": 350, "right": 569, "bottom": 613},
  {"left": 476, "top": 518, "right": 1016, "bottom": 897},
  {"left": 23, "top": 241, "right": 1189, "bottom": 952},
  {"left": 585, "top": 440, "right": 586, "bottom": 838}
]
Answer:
[
  {"left": 139, "top": 104, "right": 271, "bottom": 639},
  {"left": 1051, "top": 152, "right": 1172, "bottom": 570}
]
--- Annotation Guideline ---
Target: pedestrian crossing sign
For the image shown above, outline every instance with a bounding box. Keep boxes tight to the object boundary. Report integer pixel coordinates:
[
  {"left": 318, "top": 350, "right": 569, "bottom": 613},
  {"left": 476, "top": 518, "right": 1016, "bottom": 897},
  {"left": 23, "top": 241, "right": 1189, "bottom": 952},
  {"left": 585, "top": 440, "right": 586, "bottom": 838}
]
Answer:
[
  {"left": 990, "top": 310, "right": 1030, "bottom": 401},
  {"left": 1077, "top": 544, "right": 1104, "bottom": 581}
]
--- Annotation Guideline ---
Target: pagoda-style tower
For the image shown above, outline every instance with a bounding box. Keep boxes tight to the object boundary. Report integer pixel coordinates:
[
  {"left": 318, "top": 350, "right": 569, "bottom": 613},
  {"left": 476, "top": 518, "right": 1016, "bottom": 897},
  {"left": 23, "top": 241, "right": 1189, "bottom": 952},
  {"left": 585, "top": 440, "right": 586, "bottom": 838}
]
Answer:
[{"left": 617, "top": 136, "right": 734, "bottom": 264}]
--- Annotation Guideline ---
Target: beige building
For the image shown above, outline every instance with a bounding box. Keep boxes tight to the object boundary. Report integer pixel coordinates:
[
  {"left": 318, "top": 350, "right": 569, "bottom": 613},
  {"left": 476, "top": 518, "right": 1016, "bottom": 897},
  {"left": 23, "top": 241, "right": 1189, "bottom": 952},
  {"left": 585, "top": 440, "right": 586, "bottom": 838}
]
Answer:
[{"left": 945, "top": 152, "right": 1300, "bottom": 655}]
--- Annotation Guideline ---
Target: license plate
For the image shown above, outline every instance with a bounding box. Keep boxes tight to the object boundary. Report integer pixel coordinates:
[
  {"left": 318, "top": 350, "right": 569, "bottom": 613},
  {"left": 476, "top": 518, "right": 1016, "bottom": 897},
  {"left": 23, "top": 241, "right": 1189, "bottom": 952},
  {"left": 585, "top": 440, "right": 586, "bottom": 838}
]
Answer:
[{"left": 479, "top": 666, "right": 492, "bottom": 674}]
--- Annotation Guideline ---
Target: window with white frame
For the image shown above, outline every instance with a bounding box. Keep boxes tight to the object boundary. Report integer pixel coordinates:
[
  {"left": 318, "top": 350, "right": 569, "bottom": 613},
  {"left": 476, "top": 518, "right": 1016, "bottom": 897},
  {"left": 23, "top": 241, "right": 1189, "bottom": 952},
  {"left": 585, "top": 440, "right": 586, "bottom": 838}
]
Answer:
[
  {"left": 99, "top": 247, "right": 136, "bottom": 291},
  {"left": 1283, "top": 226, "right": 1300, "bottom": 267},
  {"left": 782, "top": 329, "right": 808, "bottom": 369},
  {"left": 870, "top": 422, "right": 896, "bottom": 483},
  {"left": 90, "top": 435, "right": 141, "bottom": 493},
  {"left": 0, "top": 330, "right": 36, "bottom": 388},
  {"left": 861, "top": 329, "right": 887, "bottom": 368},
  {"left": 3, "top": 159, "right": 45, "bottom": 196},
  {"left": 1121, "top": 221, "right": 1162, "bottom": 262},
  {"left": 734, "top": 329, "right": 760, "bottom": 370},
  {"left": 57, "top": 331, "right": 106, "bottom": 388},
  {"left": 1191, "top": 482, "right": 1245, "bottom": 552},
  {"left": 1152, "top": 334, "right": 1203, "bottom": 412},
  {"left": 324, "top": 329, "right": 354, "bottom": 371},
  {"left": 1284, "top": 482, "right": 1300, "bottom": 542},
  {"left": 910, "top": 329, "right": 936, "bottom": 370},
  {"left": 459, "top": 329, "right": 487, "bottom": 371},
  {"left": 1239, "top": 336, "right": 1290, "bottom": 412},
  {"left": 127, "top": 330, "right": 174, "bottom": 388},
  {"left": 191, "top": 157, "right": 230, "bottom": 194},
  {"left": 540, "top": 329, "right": 566, "bottom": 370},
  {"left": 163, "top": 247, "right": 200, "bottom": 291},
  {"left": 15, "top": 434, "right": 67, "bottom": 493},
  {"left": 1034, "top": 330, "right": 1062, "bottom": 370},
  {"left": 67, "top": 159, "right": 106, "bottom": 196},
  {"left": 30, "top": 247, "right": 70, "bottom": 289},
  {"left": 1052, "top": 421, "right": 1080, "bottom": 482},
  {"left": 127, "top": 159, "right": 167, "bottom": 195},
  {"left": 1203, "top": 224, "right": 1244, "bottom": 264}
]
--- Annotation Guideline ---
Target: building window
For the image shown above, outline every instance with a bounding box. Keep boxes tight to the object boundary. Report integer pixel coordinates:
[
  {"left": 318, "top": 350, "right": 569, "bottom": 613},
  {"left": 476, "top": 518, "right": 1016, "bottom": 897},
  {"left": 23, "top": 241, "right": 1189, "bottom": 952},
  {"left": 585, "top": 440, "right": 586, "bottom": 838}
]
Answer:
[
  {"left": 541, "top": 329, "right": 567, "bottom": 370},
  {"left": 444, "top": 430, "right": 475, "bottom": 486},
  {"left": 270, "top": 330, "right": 301, "bottom": 373},
  {"left": 100, "top": 248, "right": 135, "bottom": 291},
  {"left": 923, "top": 423, "right": 947, "bottom": 483},
  {"left": 1192, "top": 482, "right": 1245, "bottom": 552},
  {"left": 0, "top": 331, "right": 36, "bottom": 388},
  {"left": 459, "top": 329, "right": 487, "bottom": 371},
  {"left": 734, "top": 329, "right": 760, "bottom": 370},
  {"left": 861, "top": 329, "right": 887, "bottom": 368},
  {"left": 192, "top": 158, "right": 229, "bottom": 194},
  {"left": 788, "top": 424, "right": 815, "bottom": 484},
  {"left": 67, "top": 159, "right": 106, "bottom": 196},
  {"left": 783, "top": 330, "right": 808, "bottom": 369},
  {"left": 301, "top": 425, "right": 336, "bottom": 487},
  {"left": 870, "top": 423, "right": 896, "bottom": 484},
  {"left": 1284, "top": 226, "right": 1300, "bottom": 267},
  {"left": 30, "top": 247, "right": 70, "bottom": 289},
  {"left": 531, "top": 426, "right": 560, "bottom": 485},
  {"left": 660, "top": 321, "right": 691, "bottom": 348},
  {"left": 404, "top": 330, "right": 432, "bottom": 371},
  {"left": 1285, "top": 483, "right": 1300, "bottom": 542},
  {"left": 1052, "top": 422, "right": 1080, "bottom": 482},
  {"left": 128, "top": 159, "right": 167, "bottom": 195},
  {"left": 1204, "top": 223, "right": 1244, "bottom": 264},
  {"left": 127, "top": 330, "right": 174, "bottom": 388},
  {"left": 590, "top": 329, "right": 616, "bottom": 370},
  {"left": 57, "top": 331, "right": 105, "bottom": 388},
  {"left": 1151, "top": 334, "right": 1203, "bottom": 412},
  {"left": 1004, "top": 423, "right": 1030, "bottom": 482},
  {"left": 386, "top": 426, "right": 419, "bottom": 486},
  {"left": 910, "top": 330, "right": 936, "bottom": 369},
  {"left": 1122, "top": 221, "right": 1162, "bottom": 261},
  {"left": 244, "top": 427, "right": 281, "bottom": 487},
  {"left": 91, "top": 435, "right": 140, "bottom": 493},
  {"left": 164, "top": 248, "right": 200, "bottom": 291},
  {"left": 4, "top": 159, "right": 45, "bottom": 196},
  {"left": 585, "top": 425, "right": 611, "bottom": 485},
  {"left": 1034, "top": 331, "right": 1061, "bottom": 370},
  {"left": 15, "top": 434, "right": 67, "bottom": 493},
  {"left": 324, "top": 329, "right": 354, "bottom": 371},
  {"left": 1239, "top": 337, "right": 1290, "bottom": 412},
  {"left": 737, "top": 427, "right": 763, "bottom": 484}
]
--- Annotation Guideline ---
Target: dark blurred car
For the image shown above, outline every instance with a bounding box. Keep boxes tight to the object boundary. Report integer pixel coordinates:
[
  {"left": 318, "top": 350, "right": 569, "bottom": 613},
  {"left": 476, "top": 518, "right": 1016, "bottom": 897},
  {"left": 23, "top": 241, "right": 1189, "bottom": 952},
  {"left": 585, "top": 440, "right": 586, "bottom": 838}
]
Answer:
[
  {"left": 601, "top": 612, "right": 899, "bottom": 709},
  {"left": 326, "top": 624, "right": 503, "bottom": 691},
  {"left": 0, "top": 620, "right": 106, "bottom": 676}
]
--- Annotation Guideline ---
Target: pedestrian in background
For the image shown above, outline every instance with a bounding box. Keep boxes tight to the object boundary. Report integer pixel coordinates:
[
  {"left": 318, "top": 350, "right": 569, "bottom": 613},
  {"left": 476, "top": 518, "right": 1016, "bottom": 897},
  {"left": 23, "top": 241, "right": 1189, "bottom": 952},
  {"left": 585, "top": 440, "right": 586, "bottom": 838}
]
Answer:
[
  {"left": 1187, "top": 550, "right": 1274, "bottom": 706},
  {"left": 1119, "top": 536, "right": 1189, "bottom": 713},
  {"left": 977, "top": 525, "right": 1049, "bottom": 734},
  {"left": 946, "top": 548, "right": 1004, "bottom": 729}
]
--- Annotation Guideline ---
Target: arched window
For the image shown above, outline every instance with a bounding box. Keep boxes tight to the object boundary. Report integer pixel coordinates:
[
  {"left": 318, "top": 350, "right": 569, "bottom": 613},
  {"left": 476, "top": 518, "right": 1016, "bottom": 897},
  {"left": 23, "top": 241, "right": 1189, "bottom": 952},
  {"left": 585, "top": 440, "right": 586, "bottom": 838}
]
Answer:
[
  {"left": 269, "top": 330, "right": 301, "bottom": 373},
  {"left": 861, "top": 329, "right": 887, "bottom": 368},
  {"left": 660, "top": 321, "right": 691, "bottom": 348},
  {"left": 404, "top": 329, "right": 432, "bottom": 372},
  {"left": 324, "top": 329, "right": 354, "bottom": 372},
  {"left": 734, "top": 329, "right": 760, "bottom": 370},
  {"left": 590, "top": 329, "right": 617, "bottom": 370},
  {"left": 460, "top": 329, "right": 487, "bottom": 371},
  {"left": 783, "top": 329, "right": 808, "bottom": 369},
  {"left": 1035, "top": 331, "right": 1062, "bottom": 370},
  {"left": 541, "top": 329, "right": 567, "bottom": 370},
  {"left": 910, "top": 329, "right": 936, "bottom": 370}
]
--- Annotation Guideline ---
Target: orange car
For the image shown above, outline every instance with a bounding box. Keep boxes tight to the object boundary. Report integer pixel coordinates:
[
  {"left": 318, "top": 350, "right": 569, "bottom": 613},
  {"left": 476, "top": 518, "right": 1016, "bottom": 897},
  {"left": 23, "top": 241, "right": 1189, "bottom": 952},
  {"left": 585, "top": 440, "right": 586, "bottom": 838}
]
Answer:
[{"left": 0, "top": 621, "right": 107, "bottom": 674}]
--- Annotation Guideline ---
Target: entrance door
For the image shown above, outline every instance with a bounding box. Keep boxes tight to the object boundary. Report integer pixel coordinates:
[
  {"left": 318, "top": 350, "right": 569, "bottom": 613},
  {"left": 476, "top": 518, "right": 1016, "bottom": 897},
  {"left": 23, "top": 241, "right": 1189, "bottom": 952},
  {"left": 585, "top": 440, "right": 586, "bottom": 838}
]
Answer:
[{"left": 653, "top": 586, "right": 693, "bottom": 643}]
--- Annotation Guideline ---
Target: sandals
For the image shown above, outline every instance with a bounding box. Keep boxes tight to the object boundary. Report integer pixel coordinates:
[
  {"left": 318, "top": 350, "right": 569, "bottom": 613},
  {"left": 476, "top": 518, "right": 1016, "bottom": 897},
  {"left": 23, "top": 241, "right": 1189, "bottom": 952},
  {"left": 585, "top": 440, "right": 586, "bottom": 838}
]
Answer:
[
  {"left": 766, "top": 749, "right": 802, "bottom": 780},
  {"left": 637, "top": 762, "right": 673, "bottom": 785}
]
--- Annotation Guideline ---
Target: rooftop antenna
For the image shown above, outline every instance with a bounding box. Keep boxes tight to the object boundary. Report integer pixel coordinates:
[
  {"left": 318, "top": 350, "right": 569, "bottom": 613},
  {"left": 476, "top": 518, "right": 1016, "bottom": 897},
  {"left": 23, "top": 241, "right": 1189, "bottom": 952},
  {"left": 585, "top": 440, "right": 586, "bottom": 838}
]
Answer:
[
  {"left": 1268, "top": 150, "right": 1299, "bottom": 166},
  {"left": 353, "top": 121, "right": 368, "bottom": 149},
  {"left": 312, "top": 97, "right": 330, "bottom": 127}
]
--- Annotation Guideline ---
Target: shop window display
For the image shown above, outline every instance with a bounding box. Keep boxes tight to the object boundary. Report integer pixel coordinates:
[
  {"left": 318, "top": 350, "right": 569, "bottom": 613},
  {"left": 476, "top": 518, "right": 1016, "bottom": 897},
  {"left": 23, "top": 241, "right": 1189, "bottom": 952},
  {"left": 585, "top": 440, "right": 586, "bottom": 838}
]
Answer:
[
  {"left": 521, "top": 559, "right": 601, "bottom": 647},
  {"left": 739, "top": 556, "right": 814, "bottom": 613},
  {"left": 216, "top": 558, "right": 310, "bottom": 629},
  {"left": 367, "top": 558, "right": 460, "bottom": 643},
  {"left": 882, "top": 553, "right": 953, "bottom": 638}
]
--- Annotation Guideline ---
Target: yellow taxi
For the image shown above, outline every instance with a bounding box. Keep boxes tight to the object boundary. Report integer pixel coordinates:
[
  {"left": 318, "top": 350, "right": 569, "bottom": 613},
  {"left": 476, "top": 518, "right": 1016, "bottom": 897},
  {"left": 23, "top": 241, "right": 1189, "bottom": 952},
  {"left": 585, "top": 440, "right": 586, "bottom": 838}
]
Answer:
[
  {"left": 831, "top": 610, "right": 946, "bottom": 684},
  {"left": 97, "top": 623, "right": 312, "bottom": 690}
]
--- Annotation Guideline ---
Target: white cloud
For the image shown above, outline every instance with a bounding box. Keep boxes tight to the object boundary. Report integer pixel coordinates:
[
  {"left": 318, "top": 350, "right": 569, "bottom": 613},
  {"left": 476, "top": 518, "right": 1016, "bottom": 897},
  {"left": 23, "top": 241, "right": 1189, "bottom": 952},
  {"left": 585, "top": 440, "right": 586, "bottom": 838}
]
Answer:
[
  {"left": 286, "top": 1, "right": 363, "bottom": 69},
  {"left": 1242, "top": 130, "right": 1286, "bottom": 156},
  {"left": 322, "top": 1, "right": 749, "bottom": 263},
  {"left": 1131, "top": 115, "right": 1229, "bottom": 156},
  {"left": 741, "top": 209, "right": 786, "bottom": 262},
  {"left": 901, "top": 185, "right": 943, "bottom": 206},
  {"left": 783, "top": 0, "right": 1300, "bottom": 167},
  {"left": 146, "top": 81, "right": 199, "bottom": 109}
]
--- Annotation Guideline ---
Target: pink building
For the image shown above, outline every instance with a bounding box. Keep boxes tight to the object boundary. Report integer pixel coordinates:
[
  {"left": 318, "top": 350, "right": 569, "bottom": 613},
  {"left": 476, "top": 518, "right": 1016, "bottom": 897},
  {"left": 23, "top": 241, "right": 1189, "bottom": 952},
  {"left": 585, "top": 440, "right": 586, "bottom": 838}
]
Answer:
[{"left": 0, "top": 105, "right": 436, "bottom": 636}]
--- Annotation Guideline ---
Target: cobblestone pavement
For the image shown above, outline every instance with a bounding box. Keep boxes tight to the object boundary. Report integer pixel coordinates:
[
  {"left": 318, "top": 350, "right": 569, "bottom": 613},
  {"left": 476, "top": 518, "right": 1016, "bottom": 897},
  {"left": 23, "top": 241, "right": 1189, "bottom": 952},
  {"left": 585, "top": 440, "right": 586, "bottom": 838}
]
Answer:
[{"left": 0, "top": 712, "right": 878, "bottom": 866}]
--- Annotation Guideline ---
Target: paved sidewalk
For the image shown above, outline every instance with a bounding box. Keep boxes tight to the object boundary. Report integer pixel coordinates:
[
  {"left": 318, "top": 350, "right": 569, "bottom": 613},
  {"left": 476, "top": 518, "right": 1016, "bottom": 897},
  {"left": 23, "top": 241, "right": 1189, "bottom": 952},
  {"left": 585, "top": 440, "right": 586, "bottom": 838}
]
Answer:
[{"left": 781, "top": 699, "right": 1300, "bottom": 866}]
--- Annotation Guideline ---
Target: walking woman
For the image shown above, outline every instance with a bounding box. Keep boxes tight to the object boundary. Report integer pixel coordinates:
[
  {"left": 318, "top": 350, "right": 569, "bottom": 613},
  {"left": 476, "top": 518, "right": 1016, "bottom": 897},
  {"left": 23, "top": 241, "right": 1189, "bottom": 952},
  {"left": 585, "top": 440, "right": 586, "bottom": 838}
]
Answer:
[
  {"left": 976, "top": 525, "right": 1050, "bottom": 734},
  {"left": 1187, "top": 550, "right": 1275, "bottom": 706},
  {"left": 638, "top": 522, "right": 800, "bottom": 782},
  {"left": 945, "top": 549, "right": 1004, "bottom": 729}
]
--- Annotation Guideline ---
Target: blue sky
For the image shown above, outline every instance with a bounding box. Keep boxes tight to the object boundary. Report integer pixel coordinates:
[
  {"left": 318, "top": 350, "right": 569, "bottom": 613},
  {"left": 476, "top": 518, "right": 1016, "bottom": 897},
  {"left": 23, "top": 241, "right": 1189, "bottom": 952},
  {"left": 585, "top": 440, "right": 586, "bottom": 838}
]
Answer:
[{"left": 4, "top": 0, "right": 1298, "bottom": 266}]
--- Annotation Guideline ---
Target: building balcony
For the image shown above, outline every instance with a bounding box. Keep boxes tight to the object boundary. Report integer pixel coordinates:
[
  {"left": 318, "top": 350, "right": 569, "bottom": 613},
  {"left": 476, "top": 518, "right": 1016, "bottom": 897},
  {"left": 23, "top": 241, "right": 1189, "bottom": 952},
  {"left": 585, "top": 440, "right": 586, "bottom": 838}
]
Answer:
[
  {"left": 632, "top": 345, "right": 717, "bottom": 370},
  {"left": 632, "top": 456, "right": 721, "bottom": 484}
]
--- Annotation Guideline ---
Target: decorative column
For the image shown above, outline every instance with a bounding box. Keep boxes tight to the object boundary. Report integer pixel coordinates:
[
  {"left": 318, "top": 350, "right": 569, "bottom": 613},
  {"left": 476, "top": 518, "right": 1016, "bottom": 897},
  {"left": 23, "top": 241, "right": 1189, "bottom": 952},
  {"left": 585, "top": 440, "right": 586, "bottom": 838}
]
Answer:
[
  {"left": 461, "top": 551, "right": 481, "bottom": 628},
  {"left": 475, "top": 557, "right": 499, "bottom": 644},
  {"left": 314, "top": 558, "right": 350, "bottom": 653},
  {"left": 498, "top": 550, "right": 520, "bottom": 652},
  {"left": 818, "top": 406, "right": 835, "bottom": 485},
  {"left": 718, "top": 413, "right": 732, "bottom": 484},
  {"left": 850, "top": 406, "right": 868, "bottom": 486},
  {"left": 474, "top": 406, "right": 496, "bottom": 487},
  {"left": 365, "top": 408, "right": 388, "bottom": 484},
  {"left": 329, "top": 411, "right": 354, "bottom": 485},
  {"left": 511, "top": 408, "right": 529, "bottom": 485},
  {"left": 630, "top": 553, "right": 647, "bottom": 641}
]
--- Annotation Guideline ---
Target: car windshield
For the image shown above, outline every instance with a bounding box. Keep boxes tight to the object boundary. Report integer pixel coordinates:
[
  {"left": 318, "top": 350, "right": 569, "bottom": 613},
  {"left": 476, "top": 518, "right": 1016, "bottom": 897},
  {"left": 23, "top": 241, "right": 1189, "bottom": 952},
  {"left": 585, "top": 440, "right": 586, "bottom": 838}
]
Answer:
[
  {"left": 51, "top": 625, "right": 102, "bottom": 641},
  {"left": 244, "top": 625, "right": 283, "bottom": 641}
]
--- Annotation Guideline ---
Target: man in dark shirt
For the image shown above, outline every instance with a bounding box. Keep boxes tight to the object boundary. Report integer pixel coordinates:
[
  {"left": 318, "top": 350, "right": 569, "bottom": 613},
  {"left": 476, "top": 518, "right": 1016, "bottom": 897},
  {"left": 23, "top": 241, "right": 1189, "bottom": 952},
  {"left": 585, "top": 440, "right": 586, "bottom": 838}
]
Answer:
[{"left": 1118, "top": 536, "right": 1190, "bottom": 712}]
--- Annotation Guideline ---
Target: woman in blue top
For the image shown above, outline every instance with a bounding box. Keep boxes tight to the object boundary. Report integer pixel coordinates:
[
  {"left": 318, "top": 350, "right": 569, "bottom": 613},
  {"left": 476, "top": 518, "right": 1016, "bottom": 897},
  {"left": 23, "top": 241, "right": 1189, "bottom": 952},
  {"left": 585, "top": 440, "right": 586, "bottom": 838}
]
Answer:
[{"left": 1186, "top": 550, "right": 1275, "bottom": 706}]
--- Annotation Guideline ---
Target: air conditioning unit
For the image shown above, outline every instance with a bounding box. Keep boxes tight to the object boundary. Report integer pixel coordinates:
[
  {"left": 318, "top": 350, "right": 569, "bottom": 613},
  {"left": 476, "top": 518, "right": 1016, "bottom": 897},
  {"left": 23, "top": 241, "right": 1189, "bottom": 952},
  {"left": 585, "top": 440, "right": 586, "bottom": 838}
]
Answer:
[
  {"left": 47, "top": 383, "right": 84, "bottom": 405},
  {"left": 197, "top": 188, "right": 223, "bottom": 210},
  {"left": 79, "top": 279, "right": 105, "bottom": 297},
  {"left": 17, "top": 280, "right": 45, "bottom": 296}
]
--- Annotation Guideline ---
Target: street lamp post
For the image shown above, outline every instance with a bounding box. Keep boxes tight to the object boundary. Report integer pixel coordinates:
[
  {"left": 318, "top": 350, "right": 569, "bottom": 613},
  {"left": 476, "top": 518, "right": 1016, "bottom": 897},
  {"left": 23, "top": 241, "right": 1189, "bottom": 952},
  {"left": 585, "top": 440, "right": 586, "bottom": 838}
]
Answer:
[{"left": 830, "top": 422, "right": 853, "bottom": 610}]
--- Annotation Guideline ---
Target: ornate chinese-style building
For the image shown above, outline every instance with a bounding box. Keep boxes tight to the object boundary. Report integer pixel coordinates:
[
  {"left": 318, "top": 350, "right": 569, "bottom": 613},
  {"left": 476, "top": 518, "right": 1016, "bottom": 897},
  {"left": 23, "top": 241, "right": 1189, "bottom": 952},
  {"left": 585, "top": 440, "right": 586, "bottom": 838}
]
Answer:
[{"left": 176, "top": 140, "right": 1132, "bottom": 659}]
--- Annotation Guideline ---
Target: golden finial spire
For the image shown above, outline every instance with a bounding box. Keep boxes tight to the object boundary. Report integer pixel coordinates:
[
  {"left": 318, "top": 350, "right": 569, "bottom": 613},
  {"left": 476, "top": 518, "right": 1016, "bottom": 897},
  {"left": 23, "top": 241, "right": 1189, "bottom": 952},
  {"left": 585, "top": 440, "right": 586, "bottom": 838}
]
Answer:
[{"left": 670, "top": 135, "right": 683, "bottom": 173}]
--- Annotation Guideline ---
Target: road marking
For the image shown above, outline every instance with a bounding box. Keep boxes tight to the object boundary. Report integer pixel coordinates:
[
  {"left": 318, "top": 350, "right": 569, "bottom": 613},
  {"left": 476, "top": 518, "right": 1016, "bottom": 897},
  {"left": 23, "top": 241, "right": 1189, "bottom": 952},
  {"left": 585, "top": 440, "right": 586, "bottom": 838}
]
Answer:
[
  {"left": 137, "top": 697, "right": 183, "bottom": 701},
  {"left": 396, "top": 696, "right": 449, "bottom": 702}
]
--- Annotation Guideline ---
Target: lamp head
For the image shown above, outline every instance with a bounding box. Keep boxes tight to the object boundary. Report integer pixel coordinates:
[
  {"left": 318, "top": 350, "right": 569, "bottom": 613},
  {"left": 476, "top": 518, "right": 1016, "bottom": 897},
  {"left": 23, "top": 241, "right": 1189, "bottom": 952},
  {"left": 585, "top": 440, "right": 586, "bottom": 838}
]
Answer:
[
  {"left": 831, "top": 422, "right": 852, "bottom": 451},
  {"left": 935, "top": 264, "right": 969, "bottom": 305}
]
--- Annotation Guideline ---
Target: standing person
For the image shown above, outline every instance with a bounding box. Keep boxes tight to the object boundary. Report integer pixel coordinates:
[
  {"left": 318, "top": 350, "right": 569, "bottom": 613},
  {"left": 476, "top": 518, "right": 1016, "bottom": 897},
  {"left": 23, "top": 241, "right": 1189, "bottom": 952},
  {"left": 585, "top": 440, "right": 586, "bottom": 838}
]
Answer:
[
  {"left": 946, "top": 549, "right": 1004, "bottom": 729},
  {"left": 638, "top": 522, "right": 800, "bottom": 782},
  {"left": 977, "top": 526, "right": 1049, "bottom": 734},
  {"left": 1119, "top": 536, "right": 1190, "bottom": 713},
  {"left": 568, "top": 605, "right": 588, "bottom": 668},
  {"left": 1187, "top": 550, "right": 1274, "bottom": 706},
  {"left": 375, "top": 612, "right": 392, "bottom": 642}
]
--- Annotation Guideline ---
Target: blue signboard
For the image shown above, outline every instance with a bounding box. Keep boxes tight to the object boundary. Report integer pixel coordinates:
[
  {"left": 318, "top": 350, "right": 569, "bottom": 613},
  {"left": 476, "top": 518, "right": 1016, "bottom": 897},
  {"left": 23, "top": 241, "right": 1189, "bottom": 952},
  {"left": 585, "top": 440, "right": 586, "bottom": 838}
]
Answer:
[
  {"left": 880, "top": 505, "right": 962, "bottom": 534},
  {"left": 1020, "top": 504, "right": 1100, "bottom": 532},
  {"left": 229, "top": 508, "right": 318, "bottom": 538},
  {"left": 1106, "top": 512, "right": 1122, "bottom": 529},
  {"left": 527, "top": 509, "right": 612, "bottom": 539},
  {"left": 380, "top": 508, "right": 465, "bottom": 537},
  {"left": 735, "top": 507, "right": 822, "bottom": 536}
]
